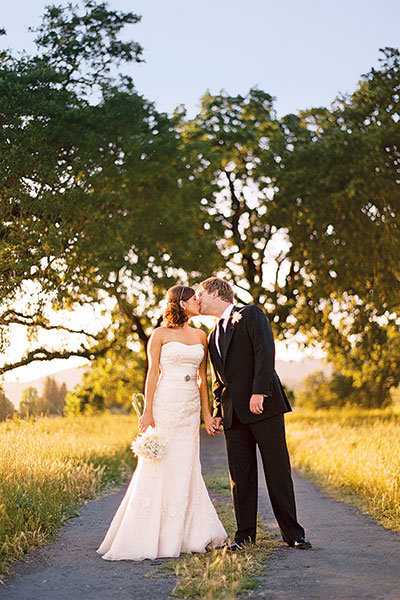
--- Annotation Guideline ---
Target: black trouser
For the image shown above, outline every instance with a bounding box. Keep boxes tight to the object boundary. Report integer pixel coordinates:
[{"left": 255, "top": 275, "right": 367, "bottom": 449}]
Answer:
[{"left": 224, "top": 409, "right": 304, "bottom": 543}]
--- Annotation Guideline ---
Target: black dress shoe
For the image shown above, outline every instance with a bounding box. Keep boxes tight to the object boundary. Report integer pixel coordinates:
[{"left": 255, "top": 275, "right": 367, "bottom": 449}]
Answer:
[
  {"left": 285, "top": 537, "right": 312, "bottom": 550},
  {"left": 223, "top": 539, "right": 254, "bottom": 551}
]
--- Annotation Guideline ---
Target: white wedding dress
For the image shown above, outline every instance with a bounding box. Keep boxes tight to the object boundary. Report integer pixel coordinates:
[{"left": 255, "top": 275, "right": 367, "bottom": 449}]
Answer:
[{"left": 97, "top": 341, "right": 226, "bottom": 561}]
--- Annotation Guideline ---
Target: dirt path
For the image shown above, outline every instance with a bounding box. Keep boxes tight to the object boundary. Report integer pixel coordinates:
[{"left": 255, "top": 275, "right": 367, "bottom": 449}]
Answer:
[
  {"left": 252, "top": 464, "right": 400, "bottom": 600},
  {"left": 1, "top": 429, "right": 400, "bottom": 599},
  {"left": 204, "top": 431, "right": 400, "bottom": 600},
  {"left": 0, "top": 484, "right": 176, "bottom": 600}
]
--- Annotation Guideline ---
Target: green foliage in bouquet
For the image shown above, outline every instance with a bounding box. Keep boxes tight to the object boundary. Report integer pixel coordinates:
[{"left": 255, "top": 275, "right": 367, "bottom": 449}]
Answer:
[{"left": 131, "top": 393, "right": 145, "bottom": 418}]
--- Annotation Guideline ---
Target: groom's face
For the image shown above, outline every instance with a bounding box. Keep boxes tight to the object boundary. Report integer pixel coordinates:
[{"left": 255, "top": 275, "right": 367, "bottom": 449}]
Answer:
[{"left": 196, "top": 288, "right": 216, "bottom": 315}]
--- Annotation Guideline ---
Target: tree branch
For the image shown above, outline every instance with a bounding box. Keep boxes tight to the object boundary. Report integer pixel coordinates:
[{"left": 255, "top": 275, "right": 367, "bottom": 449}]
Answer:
[
  {"left": 261, "top": 227, "right": 272, "bottom": 262},
  {"left": 223, "top": 169, "right": 244, "bottom": 252},
  {"left": 0, "top": 309, "right": 102, "bottom": 341},
  {"left": 113, "top": 288, "right": 149, "bottom": 345},
  {"left": 0, "top": 343, "right": 114, "bottom": 376}
]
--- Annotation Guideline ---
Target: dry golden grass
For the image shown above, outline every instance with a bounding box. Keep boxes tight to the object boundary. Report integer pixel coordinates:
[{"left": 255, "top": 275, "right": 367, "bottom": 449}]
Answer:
[
  {"left": 0, "top": 414, "right": 137, "bottom": 578},
  {"left": 285, "top": 408, "right": 400, "bottom": 531}
]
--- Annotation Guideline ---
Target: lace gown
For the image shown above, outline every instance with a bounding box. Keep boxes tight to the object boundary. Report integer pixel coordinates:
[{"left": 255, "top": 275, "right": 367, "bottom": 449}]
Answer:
[{"left": 97, "top": 341, "right": 227, "bottom": 561}]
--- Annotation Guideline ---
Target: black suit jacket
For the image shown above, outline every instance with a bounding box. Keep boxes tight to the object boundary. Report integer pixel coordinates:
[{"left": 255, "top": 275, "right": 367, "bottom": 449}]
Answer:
[{"left": 208, "top": 305, "right": 292, "bottom": 429}]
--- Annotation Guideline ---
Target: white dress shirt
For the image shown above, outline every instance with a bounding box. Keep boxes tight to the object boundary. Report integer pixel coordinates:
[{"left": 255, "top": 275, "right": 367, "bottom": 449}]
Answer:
[{"left": 215, "top": 304, "right": 234, "bottom": 355}]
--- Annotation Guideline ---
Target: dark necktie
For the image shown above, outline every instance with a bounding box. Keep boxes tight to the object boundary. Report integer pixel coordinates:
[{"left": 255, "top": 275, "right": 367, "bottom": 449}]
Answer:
[{"left": 217, "top": 318, "right": 226, "bottom": 356}]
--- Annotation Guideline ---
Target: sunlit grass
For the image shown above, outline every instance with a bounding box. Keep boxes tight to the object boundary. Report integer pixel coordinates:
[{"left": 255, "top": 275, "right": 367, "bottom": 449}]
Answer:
[
  {"left": 163, "top": 470, "right": 278, "bottom": 599},
  {"left": 0, "top": 414, "right": 137, "bottom": 578},
  {"left": 285, "top": 408, "right": 400, "bottom": 531}
]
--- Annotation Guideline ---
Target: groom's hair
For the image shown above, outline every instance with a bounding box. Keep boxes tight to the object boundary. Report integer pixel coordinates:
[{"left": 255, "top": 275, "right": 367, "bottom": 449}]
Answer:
[{"left": 200, "top": 277, "right": 234, "bottom": 303}]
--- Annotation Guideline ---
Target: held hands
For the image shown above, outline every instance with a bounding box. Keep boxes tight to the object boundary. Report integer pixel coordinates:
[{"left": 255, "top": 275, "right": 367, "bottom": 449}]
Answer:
[
  {"left": 138, "top": 411, "right": 155, "bottom": 433},
  {"left": 204, "top": 415, "right": 223, "bottom": 436},
  {"left": 249, "top": 394, "right": 264, "bottom": 415},
  {"left": 214, "top": 417, "right": 223, "bottom": 432}
]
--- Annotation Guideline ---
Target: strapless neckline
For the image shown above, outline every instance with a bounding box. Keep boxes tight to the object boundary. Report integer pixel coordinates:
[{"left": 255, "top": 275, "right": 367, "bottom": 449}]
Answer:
[{"left": 162, "top": 341, "right": 203, "bottom": 348}]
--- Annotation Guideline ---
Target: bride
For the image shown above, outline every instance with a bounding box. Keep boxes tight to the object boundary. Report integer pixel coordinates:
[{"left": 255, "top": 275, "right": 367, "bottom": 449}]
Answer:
[{"left": 97, "top": 285, "right": 227, "bottom": 560}]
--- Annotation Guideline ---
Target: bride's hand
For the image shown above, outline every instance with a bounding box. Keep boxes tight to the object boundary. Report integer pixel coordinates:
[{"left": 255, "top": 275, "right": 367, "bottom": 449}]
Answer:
[
  {"left": 138, "top": 412, "right": 155, "bottom": 433},
  {"left": 204, "top": 415, "right": 219, "bottom": 436}
]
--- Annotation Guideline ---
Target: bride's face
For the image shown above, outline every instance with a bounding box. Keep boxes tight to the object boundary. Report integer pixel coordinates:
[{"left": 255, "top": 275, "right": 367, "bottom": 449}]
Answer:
[
  {"left": 196, "top": 288, "right": 215, "bottom": 315},
  {"left": 182, "top": 294, "right": 200, "bottom": 318}
]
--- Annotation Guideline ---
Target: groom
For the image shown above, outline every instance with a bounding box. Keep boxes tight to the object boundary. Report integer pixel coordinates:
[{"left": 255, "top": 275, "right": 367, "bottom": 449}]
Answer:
[{"left": 197, "top": 277, "right": 311, "bottom": 550}]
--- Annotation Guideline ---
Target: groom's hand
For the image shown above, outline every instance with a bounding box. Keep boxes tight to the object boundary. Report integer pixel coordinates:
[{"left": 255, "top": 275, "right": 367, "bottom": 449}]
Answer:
[
  {"left": 250, "top": 394, "right": 264, "bottom": 415},
  {"left": 214, "top": 417, "right": 223, "bottom": 433},
  {"left": 205, "top": 416, "right": 223, "bottom": 436}
]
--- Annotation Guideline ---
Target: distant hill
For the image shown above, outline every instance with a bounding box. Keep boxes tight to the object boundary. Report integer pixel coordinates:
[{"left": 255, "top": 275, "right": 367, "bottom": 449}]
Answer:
[
  {"left": 4, "top": 367, "right": 88, "bottom": 408},
  {"left": 275, "top": 358, "right": 332, "bottom": 390},
  {"left": 4, "top": 357, "right": 331, "bottom": 408}
]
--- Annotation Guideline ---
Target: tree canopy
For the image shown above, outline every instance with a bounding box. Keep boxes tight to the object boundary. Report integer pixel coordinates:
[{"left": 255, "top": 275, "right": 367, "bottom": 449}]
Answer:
[
  {"left": 0, "top": 2, "right": 399, "bottom": 408},
  {"left": 180, "top": 49, "right": 400, "bottom": 406},
  {"left": 0, "top": 1, "right": 221, "bottom": 375}
]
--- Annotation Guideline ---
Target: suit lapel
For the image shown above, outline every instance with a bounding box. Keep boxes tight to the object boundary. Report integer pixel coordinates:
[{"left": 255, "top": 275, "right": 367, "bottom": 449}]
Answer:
[
  {"left": 222, "top": 306, "right": 239, "bottom": 363},
  {"left": 208, "top": 326, "right": 216, "bottom": 350},
  {"left": 209, "top": 326, "right": 224, "bottom": 371}
]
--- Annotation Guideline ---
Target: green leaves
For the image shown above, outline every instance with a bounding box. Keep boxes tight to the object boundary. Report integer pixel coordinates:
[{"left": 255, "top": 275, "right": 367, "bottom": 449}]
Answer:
[
  {"left": 273, "top": 48, "right": 400, "bottom": 399},
  {"left": 179, "top": 88, "right": 284, "bottom": 310},
  {"left": 178, "top": 54, "right": 400, "bottom": 403},
  {"left": 30, "top": 1, "right": 143, "bottom": 95},
  {"left": 1, "top": 0, "right": 399, "bottom": 404},
  {"left": 0, "top": 1, "right": 221, "bottom": 374}
]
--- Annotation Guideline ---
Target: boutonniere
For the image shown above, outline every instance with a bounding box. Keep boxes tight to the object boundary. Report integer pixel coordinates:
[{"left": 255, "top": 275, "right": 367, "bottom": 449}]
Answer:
[{"left": 231, "top": 310, "right": 244, "bottom": 325}]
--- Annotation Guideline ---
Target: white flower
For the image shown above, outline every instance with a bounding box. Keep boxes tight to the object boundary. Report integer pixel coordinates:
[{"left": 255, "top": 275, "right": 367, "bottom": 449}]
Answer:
[
  {"left": 130, "top": 426, "right": 168, "bottom": 461},
  {"left": 231, "top": 311, "right": 243, "bottom": 325}
]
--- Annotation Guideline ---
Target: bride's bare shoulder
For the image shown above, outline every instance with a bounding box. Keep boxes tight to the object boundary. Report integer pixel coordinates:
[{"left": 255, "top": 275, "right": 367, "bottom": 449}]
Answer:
[
  {"left": 190, "top": 327, "right": 207, "bottom": 345},
  {"left": 149, "top": 326, "right": 167, "bottom": 343}
]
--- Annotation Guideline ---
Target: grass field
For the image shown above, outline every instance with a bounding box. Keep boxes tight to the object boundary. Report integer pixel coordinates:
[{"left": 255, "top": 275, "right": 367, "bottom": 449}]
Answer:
[
  {"left": 0, "top": 414, "right": 137, "bottom": 578},
  {"left": 285, "top": 408, "right": 400, "bottom": 532}
]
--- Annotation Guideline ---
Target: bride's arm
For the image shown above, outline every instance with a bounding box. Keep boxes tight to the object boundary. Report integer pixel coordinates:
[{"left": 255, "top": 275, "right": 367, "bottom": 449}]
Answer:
[
  {"left": 138, "top": 329, "right": 161, "bottom": 433},
  {"left": 198, "top": 333, "right": 219, "bottom": 436}
]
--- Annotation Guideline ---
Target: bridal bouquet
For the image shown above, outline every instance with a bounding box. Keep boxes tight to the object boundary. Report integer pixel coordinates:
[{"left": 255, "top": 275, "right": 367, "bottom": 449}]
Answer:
[
  {"left": 130, "top": 426, "right": 168, "bottom": 461},
  {"left": 131, "top": 394, "right": 167, "bottom": 460}
]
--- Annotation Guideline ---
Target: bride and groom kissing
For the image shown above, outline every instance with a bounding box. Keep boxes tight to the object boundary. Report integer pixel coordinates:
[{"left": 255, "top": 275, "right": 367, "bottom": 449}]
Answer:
[{"left": 97, "top": 277, "right": 311, "bottom": 561}]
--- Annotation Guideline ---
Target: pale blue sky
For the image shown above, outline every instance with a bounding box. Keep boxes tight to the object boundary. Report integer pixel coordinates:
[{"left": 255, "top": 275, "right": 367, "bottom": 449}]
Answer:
[{"left": 2, "top": 0, "right": 400, "bottom": 118}]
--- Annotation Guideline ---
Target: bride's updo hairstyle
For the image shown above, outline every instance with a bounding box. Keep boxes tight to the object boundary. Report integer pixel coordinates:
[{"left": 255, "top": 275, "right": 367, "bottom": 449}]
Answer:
[{"left": 163, "top": 285, "right": 195, "bottom": 328}]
